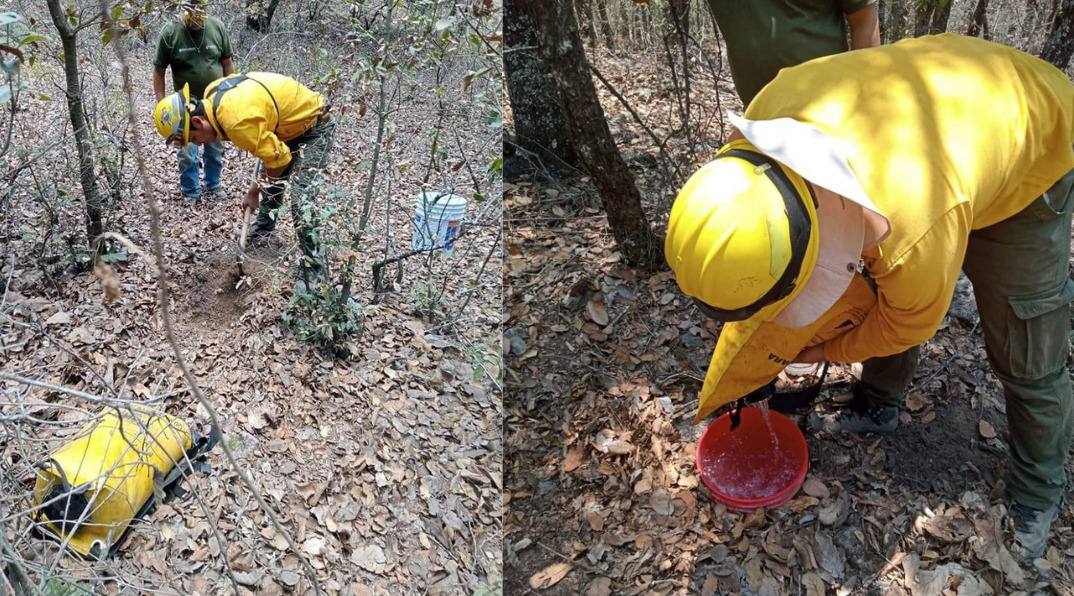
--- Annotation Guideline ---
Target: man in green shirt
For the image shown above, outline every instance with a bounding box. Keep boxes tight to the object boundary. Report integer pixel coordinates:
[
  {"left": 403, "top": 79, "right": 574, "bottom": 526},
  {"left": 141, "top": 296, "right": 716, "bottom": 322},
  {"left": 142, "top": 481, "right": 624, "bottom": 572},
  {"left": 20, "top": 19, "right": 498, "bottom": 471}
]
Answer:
[
  {"left": 153, "top": 0, "right": 234, "bottom": 205},
  {"left": 706, "top": 0, "right": 880, "bottom": 106}
]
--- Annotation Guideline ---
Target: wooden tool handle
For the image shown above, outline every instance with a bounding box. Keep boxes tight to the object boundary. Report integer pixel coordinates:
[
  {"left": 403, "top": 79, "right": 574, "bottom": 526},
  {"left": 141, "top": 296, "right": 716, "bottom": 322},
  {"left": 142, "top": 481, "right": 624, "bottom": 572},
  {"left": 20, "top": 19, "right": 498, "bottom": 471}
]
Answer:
[{"left": 238, "top": 207, "right": 253, "bottom": 252}]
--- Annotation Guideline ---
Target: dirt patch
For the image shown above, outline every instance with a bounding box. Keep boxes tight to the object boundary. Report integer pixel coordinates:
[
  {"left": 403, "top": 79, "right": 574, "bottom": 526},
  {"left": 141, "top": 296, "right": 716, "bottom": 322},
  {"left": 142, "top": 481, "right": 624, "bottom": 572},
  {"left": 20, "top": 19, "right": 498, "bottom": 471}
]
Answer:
[
  {"left": 179, "top": 252, "right": 262, "bottom": 331},
  {"left": 809, "top": 394, "right": 1007, "bottom": 497}
]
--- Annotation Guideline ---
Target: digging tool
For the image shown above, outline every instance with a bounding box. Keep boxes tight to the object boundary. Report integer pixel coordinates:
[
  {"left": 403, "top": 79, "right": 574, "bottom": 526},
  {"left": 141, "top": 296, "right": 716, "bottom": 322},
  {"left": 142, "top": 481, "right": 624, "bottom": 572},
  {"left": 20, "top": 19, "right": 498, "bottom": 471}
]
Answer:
[{"left": 231, "top": 206, "right": 254, "bottom": 289}]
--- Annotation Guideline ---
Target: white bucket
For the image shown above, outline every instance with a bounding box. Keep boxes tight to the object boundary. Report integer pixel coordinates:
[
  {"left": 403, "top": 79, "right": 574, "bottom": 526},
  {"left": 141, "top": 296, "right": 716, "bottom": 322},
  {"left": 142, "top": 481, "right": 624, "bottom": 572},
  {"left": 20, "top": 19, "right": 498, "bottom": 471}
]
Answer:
[{"left": 412, "top": 191, "right": 467, "bottom": 253}]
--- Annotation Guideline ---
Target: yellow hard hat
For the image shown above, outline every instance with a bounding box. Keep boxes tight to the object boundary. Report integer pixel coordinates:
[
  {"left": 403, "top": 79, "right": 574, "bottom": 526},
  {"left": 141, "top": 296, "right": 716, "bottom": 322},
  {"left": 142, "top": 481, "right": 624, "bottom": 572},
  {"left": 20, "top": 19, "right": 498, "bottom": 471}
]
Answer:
[
  {"left": 665, "top": 139, "right": 820, "bottom": 324},
  {"left": 153, "top": 83, "right": 193, "bottom": 148}
]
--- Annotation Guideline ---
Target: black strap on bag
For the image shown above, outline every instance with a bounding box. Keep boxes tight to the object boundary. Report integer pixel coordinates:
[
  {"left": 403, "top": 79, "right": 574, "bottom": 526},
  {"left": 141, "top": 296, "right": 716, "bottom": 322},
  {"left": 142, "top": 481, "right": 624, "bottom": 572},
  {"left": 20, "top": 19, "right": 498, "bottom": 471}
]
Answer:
[
  {"left": 207, "top": 74, "right": 280, "bottom": 141},
  {"left": 719, "top": 362, "right": 830, "bottom": 431}
]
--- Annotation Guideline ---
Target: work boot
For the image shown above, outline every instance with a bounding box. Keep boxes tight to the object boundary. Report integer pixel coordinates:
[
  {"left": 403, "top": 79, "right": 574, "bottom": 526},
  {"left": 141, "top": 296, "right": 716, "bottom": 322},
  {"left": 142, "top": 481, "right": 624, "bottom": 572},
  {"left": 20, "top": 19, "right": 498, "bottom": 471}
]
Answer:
[
  {"left": 1010, "top": 501, "right": 1060, "bottom": 560},
  {"left": 205, "top": 186, "right": 227, "bottom": 201},
  {"left": 808, "top": 383, "right": 900, "bottom": 434},
  {"left": 248, "top": 208, "right": 279, "bottom": 245},
  {"left": 808, "top": 405, "right": 900, "bottom": 434},
  {"left": 181, "top": 192, "right": 200, "bottom": 207}
]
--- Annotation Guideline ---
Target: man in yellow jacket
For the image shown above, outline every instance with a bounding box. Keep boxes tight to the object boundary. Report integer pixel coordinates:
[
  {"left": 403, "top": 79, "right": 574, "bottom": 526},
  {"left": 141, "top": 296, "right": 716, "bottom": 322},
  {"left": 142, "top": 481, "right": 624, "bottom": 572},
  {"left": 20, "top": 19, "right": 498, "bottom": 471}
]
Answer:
[
  {"left": 666, "top": 34, "right": 1074, "bottom": 560},
  {"left": 153, "top": 72, "right": 334, "bottom": 278}
]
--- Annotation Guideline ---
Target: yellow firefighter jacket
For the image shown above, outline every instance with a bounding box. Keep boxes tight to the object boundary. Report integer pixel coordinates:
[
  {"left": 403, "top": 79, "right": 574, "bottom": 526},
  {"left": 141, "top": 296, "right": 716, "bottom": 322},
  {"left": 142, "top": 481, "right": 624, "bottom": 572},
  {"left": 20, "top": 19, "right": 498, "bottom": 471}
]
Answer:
[
  {"left": 745, "top": 33, "right": 1074, "bottom": 363},
  {"left": 204, "top": 72, "right": 325, "bottom": 170}
]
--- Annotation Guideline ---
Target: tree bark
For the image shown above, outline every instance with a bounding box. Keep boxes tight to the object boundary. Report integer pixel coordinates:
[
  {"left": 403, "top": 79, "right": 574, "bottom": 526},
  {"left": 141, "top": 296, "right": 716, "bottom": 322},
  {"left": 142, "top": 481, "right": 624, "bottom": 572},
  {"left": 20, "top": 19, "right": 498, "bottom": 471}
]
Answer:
[
  {"left": 595, "top": 0, "right": 616, "bottom": 50},
  {"left": 930, "top": 0, "right": 952, "bottom": 33},
  {"left": 913, "top": 0, "right": 933, "bottom": 37},
  {"left": 45, "top": 0, "right": 103, "bottom": 254},
  {"left": 246, "top": 0, "right": 282, "bottom": 32},
  {"left": 504, "top": 0, "right": 577, "bottom": 174},
  {"left": 576, "top": 0, "right": 598, "bottom": 46},
  {"left": 668, "top": 0, "right": 690, "bottom": 39},
  {"left": 641, "top": 4, "right": 653, "bottom": 48},
  {"left": 886, "top": 0, "right": 908, "bottom": 43},
  {"left": 967, "top": 0, "right": 990, "bottom": 39},
  {"left": 665, "top": 0, "right": 694, "bottom": 152},
  {"left": 1041, "top": 0, "right": 1074, "bottom": 69},
  {"left": 530, "top": 0, "right": 661, "bottom": 268}
]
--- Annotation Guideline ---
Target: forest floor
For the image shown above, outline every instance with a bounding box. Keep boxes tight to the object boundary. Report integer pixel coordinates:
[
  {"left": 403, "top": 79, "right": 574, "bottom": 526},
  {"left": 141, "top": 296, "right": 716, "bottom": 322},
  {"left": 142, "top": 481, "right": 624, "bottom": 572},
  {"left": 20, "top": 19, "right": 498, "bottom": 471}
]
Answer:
[
  {"left": 503, "top": 49, "right": 1074, "bottom": 596},
  {"left": 0, "top": 29, "right": 502, "bottom": 596}
]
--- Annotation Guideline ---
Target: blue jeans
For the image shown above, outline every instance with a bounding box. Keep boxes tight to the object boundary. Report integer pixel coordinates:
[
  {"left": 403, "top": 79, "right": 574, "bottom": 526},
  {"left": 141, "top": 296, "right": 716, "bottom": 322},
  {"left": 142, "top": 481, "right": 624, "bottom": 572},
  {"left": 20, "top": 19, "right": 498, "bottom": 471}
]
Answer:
[{"left": 177, "top": 140, "right": 224, "bottom": 197}]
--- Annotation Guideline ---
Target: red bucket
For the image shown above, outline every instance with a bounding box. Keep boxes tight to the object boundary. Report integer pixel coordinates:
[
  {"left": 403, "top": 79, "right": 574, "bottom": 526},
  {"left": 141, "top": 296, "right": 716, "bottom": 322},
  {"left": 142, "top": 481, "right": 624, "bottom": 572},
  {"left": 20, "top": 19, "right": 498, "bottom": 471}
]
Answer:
[{"left": 696, "top": 407, "right": 809, "bottom": 512}]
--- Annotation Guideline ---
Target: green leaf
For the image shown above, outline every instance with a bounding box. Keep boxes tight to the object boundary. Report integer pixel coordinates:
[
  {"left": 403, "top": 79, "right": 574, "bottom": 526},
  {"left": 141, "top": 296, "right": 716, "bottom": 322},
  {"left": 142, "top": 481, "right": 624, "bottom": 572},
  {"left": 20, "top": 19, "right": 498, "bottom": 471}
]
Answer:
[
  {"left": 38, "top": 92, "right": 50, "bottom": 101},
  {"left": 19, "top": 33, "right": 46, "bottom": 47},
  {"left": 434, "top": 17, "right": 453, "bottom": 32},
  {"left": 102, "top": 28, "right": 113, "bottom": 44},
  {"left": 111, "top": 5, "right": 123, "bottom": 20}
]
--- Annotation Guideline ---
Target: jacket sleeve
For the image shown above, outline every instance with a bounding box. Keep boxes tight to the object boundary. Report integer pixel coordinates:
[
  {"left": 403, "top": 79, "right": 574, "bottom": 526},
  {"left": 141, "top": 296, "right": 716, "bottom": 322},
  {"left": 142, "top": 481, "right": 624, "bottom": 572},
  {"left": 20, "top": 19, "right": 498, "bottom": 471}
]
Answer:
[
  {"left": 822, "top": 205, "right": 970, "bottom": 363},
  {"left": 228, "top": 113, "right": 293, "bottom": 170}
]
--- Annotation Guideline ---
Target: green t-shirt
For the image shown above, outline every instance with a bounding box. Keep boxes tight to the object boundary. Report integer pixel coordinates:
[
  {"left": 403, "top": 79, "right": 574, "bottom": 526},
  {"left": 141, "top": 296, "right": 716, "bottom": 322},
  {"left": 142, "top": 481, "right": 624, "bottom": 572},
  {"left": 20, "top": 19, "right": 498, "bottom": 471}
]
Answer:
[
  {"left": 153, "top": 16, "right": 233, "bottom": 99},
  {"left": 706, "top": 0, "right": 875, "bottom": 106}
]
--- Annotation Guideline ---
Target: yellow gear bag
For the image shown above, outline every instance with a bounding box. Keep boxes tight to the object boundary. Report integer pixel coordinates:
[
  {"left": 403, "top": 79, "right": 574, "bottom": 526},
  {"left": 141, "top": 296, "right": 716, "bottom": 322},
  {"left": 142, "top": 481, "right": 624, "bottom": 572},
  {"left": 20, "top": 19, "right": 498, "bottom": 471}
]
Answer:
[
  {"left": 30, "top": 405, "right": 208, "bottom": 559},
  {"left": 697, "top": 273, "right": 877, "bottom": 422}
]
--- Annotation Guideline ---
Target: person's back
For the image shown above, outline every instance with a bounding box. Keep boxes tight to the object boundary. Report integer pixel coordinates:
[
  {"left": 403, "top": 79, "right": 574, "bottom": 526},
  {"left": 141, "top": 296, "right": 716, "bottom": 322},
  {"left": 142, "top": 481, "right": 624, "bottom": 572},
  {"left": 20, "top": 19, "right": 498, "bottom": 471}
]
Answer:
[
  {"left": 736, "top": 33, "right": 1074, "bottom": 366},
  {"left": 707, "top": 0, "right": 877, "bottom": 105},
  {"left": 202, "top": 72, "right": 325, "bottom": 170},
  {"left": 746, "top": 33, "right": 1074, "bottom": 239}
]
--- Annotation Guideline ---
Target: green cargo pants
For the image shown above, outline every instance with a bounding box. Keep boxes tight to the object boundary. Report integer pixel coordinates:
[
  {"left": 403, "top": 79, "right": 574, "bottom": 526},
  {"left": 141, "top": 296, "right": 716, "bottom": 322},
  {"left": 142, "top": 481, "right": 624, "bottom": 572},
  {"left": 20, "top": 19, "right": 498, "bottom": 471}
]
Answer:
[
  {"left": 255, "top": 119, "right": 337, "bottom": 274},
  {"left": 859, "top": 169, "right": 1074, "bottom": 510}
]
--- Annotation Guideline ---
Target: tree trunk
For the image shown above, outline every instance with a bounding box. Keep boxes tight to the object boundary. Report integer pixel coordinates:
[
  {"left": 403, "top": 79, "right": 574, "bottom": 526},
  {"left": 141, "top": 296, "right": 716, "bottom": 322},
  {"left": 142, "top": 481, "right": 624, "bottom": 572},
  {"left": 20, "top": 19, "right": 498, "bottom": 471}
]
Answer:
[
  {"left": 576, "top": 0, "right": 598, "bottom": 46},
  {"left": 530, "top": 0, "right": 661, "bottom": 268},
  {"left": 641, "top": 4, "right": 653, "bottom": 48},
  {"left": 913, "top": 0, "right": 934, "bottom": 37},
  {"left": 930, "top": 0, "right": 951, "bottom": 33},
  {"left": 45, "top": 0, "right": 103, "bottom": 254},
  {"left": 967, "top": 0, "right": 990, "bottom": 39},
  {"left": 595, "top": 0, "right": 615, "bottom": 50},
  {"left": 665, "top": 0, "right": 693, "bottom": 151},
  {"left": 669, "top": 0, "right": 690, "bottom": 39},
  {"left": 1041, "top": 0, "right": 1074, "bottom": 69},
  {"left": 886, "top": 0, "right": 908, "bottom": 43},
  {"left": 505, "top": 0, "right": 577, "bottom": 175},
  {"left": 246, "top": 0, "right": 282, "bottom": 32}
]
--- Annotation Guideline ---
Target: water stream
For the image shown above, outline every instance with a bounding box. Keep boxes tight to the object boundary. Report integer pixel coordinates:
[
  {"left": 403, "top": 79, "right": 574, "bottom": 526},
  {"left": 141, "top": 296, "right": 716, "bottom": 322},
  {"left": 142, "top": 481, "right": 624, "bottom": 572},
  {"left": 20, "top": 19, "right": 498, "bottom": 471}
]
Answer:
[
  {"left": 699, "top": 400, "right": 799, "bottom": 501},
  {"left": 755, "top": 398, "right": 781, "bottom": 452}
]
